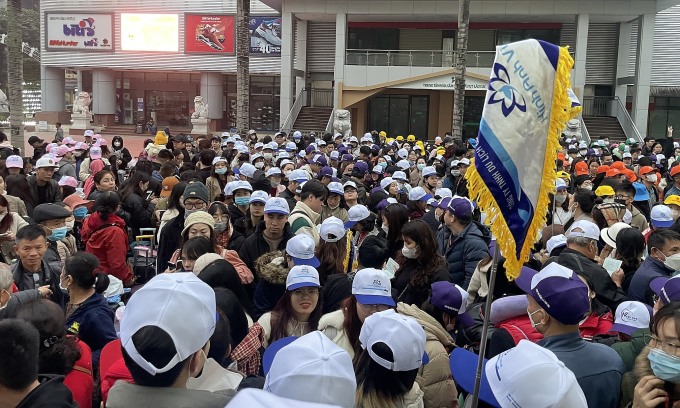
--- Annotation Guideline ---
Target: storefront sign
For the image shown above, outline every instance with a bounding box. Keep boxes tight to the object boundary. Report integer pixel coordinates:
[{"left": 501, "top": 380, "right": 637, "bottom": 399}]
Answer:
[
  {"left": 393, "top": 75, "right": 488, "bottom": 91},
  {"left": 249, "top": 16, "right": 281, "bottom": 56},
  {"left": 45, "top": 13, "right": 113, "bottom": 51},
  {"left": 185, "top": 15, "right": 235, "bottom": 54},
  {"left": 121, "top": 14, "right": 179, "bottom": 52}
]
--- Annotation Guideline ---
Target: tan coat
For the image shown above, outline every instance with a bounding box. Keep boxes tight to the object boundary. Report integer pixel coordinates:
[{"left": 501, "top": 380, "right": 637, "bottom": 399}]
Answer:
[
  {"left": 4, "top": 194, "right": 27, "bottom": 217},
  {"left": 319, "top": 309, "right": 355, "bottom": 358},
  {"left": 397, "top": 303, "right": 459, "bottom": 408},
  {"left": 0, "top": 213, "right": 28, "bottom": 263}
]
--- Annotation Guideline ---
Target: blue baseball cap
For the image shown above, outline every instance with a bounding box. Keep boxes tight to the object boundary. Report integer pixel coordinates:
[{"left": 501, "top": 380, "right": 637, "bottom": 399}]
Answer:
[
  {"left": 352, "top": 268, "right": 395, "bottom": 307},
  {"left": 286, "top": 265, "right": 320, "bottom": 291},
  {"left": 285, "top": 235, "right": 320, "bottom": 267}
]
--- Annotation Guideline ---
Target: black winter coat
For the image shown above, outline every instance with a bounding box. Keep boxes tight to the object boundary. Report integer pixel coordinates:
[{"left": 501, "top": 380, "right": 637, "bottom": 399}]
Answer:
[
  {"left": 157, "top": 210, "right": 185, "bottom": 271},
  {"left": 238, "top": 221, "right": 293, "bottom": 275},
  {"left": 437, "top": 222, "right": 491, "bottom": 289},
  {"left": 392, "top": 258, "right": 452, "bottom": 307},
  {"left": 122, "top": 191, "right": 155, "bottom": 238}
]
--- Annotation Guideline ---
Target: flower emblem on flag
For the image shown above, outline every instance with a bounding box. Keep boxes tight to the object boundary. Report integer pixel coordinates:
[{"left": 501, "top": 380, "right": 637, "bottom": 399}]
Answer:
[{"left": 487, "top": 63, "right": 527, "bottom": 117}]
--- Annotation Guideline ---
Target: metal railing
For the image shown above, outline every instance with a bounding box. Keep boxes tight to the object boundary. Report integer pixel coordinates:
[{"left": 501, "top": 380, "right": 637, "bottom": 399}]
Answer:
[
  {"left": 326, "top": 110, "right": 334, "bottom": 134},
  {"left": 582, "top": 96, "right": 642, "bottom": 144},
  {"left": 308, "top": 88, "right": 333, "bottom": 108},
  {"left": 345, "top": 49, "right": 495, "bottom": 68},
  {"left": 281, "top": 88, "right": 306, "bottom": 134},
  {"left": 579, "top": 116, "right": 591, "bottom": 145}
]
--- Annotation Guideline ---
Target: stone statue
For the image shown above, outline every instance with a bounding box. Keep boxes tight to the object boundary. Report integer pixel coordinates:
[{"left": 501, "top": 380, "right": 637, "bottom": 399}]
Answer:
[
  {"left": 0, "top": 89, "right": 8, "bottom": 113},
  {"left": 333, "top": 109, "right": 352, "bottom": 140},
  {"left": 563, "top": 118, "right": 582, "bottom": 140},
  {"left": 191, "top": 96, "right": 209, "bottom": 119},
  {"left": 72, "top": 91, "right": 91, "bottom": 115}
]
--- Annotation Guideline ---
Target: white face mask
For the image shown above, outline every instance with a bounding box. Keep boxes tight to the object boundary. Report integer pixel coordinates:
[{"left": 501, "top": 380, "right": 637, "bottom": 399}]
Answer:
[
  {"left": 603, "top": 197, "right": 615, "bottom": 204},
  {"left": 661, "top": 251, "right": 680, "bottom": 271},
  {"left": 381, "top": 224, "right": 389, "bottom": 234},
  {"left": 581, "top": 184, "right": 593, "bottom": 191},
  {"left": 284, "top": 169, "right": 292, "bottom": 177},
  {"left": 65, "top": 220, "right": 75, "bottom": 231},
  {"left": 555, "top": 194, "right": 567, "bottom": 204},
  {"left": 451, "top": 170, "right": 461, "bottom": 177},
  {"left": 647, "top": 174, "right": 658, "bottom": 183},
  {"left": 402, "top": 245, "right": 418, "bottom": 259},
  {"left": 527, "top": 308, "right": 544, "bottom": 329},
  {"left": 263, "top": 153, "right": 273, "bottom": 161},
  {"left": 255, "top": 162, "right": 265, "bottom": 169}
]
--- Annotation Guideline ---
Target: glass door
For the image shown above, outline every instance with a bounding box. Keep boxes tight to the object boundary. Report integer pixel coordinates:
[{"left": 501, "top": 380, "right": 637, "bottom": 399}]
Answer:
[{"left": 368, "top": 94, "right": 429, "bottom": 138}]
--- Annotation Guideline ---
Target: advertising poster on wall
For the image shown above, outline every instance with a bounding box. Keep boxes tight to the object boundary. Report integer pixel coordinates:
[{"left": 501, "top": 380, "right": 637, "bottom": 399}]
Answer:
[
  {"left": 45, "top": 13, "right": 113, "bottom": 51},
  {"left": 185, "top": 15, "right": 235, "bottom": 53},
  {"left": 249, "top": 16, "right": 281, "bottom": 56},
  {"left": 121, "top": 14, "right": 179, "bottom": 52}
]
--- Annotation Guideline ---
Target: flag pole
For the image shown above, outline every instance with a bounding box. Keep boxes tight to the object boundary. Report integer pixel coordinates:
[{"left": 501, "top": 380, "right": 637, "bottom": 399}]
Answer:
[{"left": 471, "top": 240, "right": 500, "bottom": 408}]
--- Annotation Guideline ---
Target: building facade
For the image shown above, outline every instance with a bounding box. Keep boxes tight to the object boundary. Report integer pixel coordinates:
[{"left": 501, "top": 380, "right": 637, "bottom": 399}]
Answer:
[
  {"left": 38, "top": 0, "right": 282, "bottom": 131},
  {"left": 264, "top": 0, "right": 680, "bottom": 139}
]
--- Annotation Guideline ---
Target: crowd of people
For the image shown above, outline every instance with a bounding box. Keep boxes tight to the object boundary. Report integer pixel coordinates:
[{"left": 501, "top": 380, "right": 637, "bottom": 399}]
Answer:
[{"left": 1, "top": 127, "right": 680, "bottom": 407}]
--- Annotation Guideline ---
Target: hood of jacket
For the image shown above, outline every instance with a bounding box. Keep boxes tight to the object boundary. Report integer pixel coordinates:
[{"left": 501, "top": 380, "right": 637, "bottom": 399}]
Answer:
[
  {"left": 293, "top": 201, "right": 320, "bottom": 224},
  {"left": 255, "top": 250, "right": 289, "bottom": 285},
  {"left": 633, "top": 347, "right": 653, "bottom": 381},
  {"left": 461, "top": 221, "right": 491, "bottom": 244},
  {"left": 81, "top": 212, "right": 126, "bottom": 243},
  {"left": 396, "top": 302, "right": 454, "bottom": 348}
]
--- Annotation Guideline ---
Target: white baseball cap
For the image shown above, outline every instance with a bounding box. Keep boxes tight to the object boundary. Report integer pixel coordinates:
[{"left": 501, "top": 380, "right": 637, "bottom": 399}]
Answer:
[
  {"left": 409, "top": 186, "right": 433, "bottom": 202},
  {"left": 251, "top": 153, "right": 264, "bottom": 163},
  {"left": 349, "top": 136, "right": 358, "bottom": 143},
  {"left": 566, "top": 220, "right": 600, "bottom": 241},
  {"left": 285, "top": 234, "right": 319, "bottom": 267},
  {"left": 263, "top": 332, "right": 356, "bottom": 408},
  {"left": 212, "top": 156, "right": 228, "bottom": 166},
  {"left": 600, "top": 222, "right": 632, "bottom": 248},
  {"left": 396, "top": 160, "right": 410, "bottom": 170},
  {"left": 343, "top": 181, "right": 357, "bottom": 190},
  {"left": 546, "top": 234, "right": 567, "bottom": 255},
  {"left": 35, "top": 155, "right": 59, "bottom": 169},
  {"left": 327, "top": 182, "right": 344, "bottom": 195},
  {"left": 319, "top": 217, "right": 346, "bottom": 243},
  {"left": 352, "top": 268, "right": 395, "bottom": 307},
  {"left": 459, "top": 158, "right": 471, "bottom": 166},
  {"left": 289, "top": 169, "right": 310, "bottom": 183},
  {"left": 359, "top": 309, "right": 426, "bottom": 372},
  {"left": 422, "top": 166, "right": 437, "bottom": 177},
  {"left": 239, "top": 163, "right": 256, "bottom": 179},
  {"left": 379, "top": 177, "right": 394, "bottom": 191},
  {"left": 232, "top": 180, "right": 253, "bottom": 193},
  {"left": 228, "top": 387, "right": 342, "bottom": 408},
  {"left": 286, "top": 265, "right": 321, "bottom": 290},
  {"left": 392, "top": 171, "right": 408, "bottom": 182},
  {"left": 345, "top": 205, "right": 370, "bottom": 229},
  {"left": 451, "top": 340, "right": 587, "bottom": 408},
  {"left": 250, "top": 190, "right": 269, "bottom": 204},
  {"left": 329, "top": 151, "right": 340, "bottom": 160},
  {"left": 651, "top": 204, "right": 674, "bottom": 228},
  {"left": 435, "top": 188, "right": 453, "bottom": 199},
  {"left": 623, "top": 152, "right": 632, "bottom": 158},
  {"left": 610, "top": 301, "right": 653, "bottom": 335},
  {"left": 83, "top": 129, "right": 95, "bottom": 137},
  {"left": 264, "top": 197, "right": 290, "bottom": 216},
  {"left": 120, "top": 273, "right": 216, "bottom": 375},
  {"left": 266, "top": 167, "right": 283, "bottom": 177},
  {"left": 223, "top": 181, "right": 239, "bottom": 196},
  {"left": 397, "top": 148, "right": 409, "bottom": 159},
  {"left": 5, "top": 155, "right": 23, "bottom": 169},
  {"left": 254, "top": 142, "right": 264, "bottom": 150}
]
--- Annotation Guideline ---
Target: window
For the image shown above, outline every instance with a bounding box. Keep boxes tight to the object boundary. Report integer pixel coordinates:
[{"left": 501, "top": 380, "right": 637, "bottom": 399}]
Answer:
[
  {"left": 348, "top": 28, "right": 399, "bottom": 50},
  {"left": 497, "top": 29, "right": 561, "bottom": 46},
  {"left": 368, "top": 95, "right": 428, "bottom": 137}
]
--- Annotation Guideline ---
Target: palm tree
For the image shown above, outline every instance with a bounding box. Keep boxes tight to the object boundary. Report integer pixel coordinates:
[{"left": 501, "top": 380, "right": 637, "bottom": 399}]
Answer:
[
  {"left": 7, "top": 0, "right": 24, "bottom": 149},
  {"left": 452, "top": 0, "right": 471, "bottom": 143},
  {"left": 236, "top": 0, "right": 250, "bottom": 134}
]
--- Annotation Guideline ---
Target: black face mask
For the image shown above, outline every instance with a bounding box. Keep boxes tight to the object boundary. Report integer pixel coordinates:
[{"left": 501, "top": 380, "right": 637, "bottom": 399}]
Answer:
[{"left": 614, "top": 198, "right": 628, "bottom": 206}]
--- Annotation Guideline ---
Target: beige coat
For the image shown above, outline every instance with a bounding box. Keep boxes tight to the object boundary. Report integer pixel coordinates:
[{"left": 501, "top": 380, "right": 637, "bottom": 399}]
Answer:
[
  {"left": 257, "top": 311, "right": 311, "bottom": 348},
  {"left": 4, "top": 194, "right": 27, "bottom": 218},
  {"left": 319, "top": 309, "right": 355, "bottom": 358},
  {"left": 0, "top": 213, "right": 28, "bottom": 263},
  {"left": 467, "top": 259, "right": 490, "bottom": 306},
  {"left": 397, "top": 303, "right": 459, "bottom": 408},
  {"left": 206, "top": 175, "right": 234, "bottom": 202},
  {"left": 288, "top": 201, "right": 321, "bottom": 245}
]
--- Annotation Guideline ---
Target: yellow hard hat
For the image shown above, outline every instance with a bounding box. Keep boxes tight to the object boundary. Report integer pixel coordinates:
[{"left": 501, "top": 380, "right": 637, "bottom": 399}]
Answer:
[
  {"left": 437, "top": 148, "right": 446, "bottom": 156},
  {"left": 396, "top": 135, "right": 404, "bottom": 141},
  {"left": 385, "top": 138, "right": 394, "bottom": 145},
  {"left": 379, "top": 131, "right": 387, "bottom": 137},
  {"left": 665, "top": 195, "right": 680, "bottom": 207},
  {"left": 407, "top": 134, "right": 416, "bottom": 142},
  {"left": 595, "top": 185, "right": 615, "bottom": 197}
]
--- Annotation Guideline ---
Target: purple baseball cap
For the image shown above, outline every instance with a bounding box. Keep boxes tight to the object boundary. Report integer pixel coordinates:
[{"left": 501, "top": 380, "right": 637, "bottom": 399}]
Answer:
[
  {"left": 312, "top": 155, "right": 328, "bottom": 167},
  {"left": 447, "top": 196, "right": 474, "bottom": 219},
  {"left": 341, "top": 153, "right": 354, "bottom": 162},
  {"left": 318, "top": 166, "right": 334, "bottom": 178},
  {"left": 305, "top": 145, "right": 318, "bottom": 155},
  {"left": 437, "top": 197, "right": 453, "bottom": 210},
  {"left": 650, "top": 276, "right": 680, "bottom": 305},
  {"left": 515, "top": 263, "right": 590, "bottom": 325},
  {"left": 430, "top": 281, "right": 474, "bottom": 327},
  {"left": 354, "top": 161, "right": 368, "bottom": 175}
]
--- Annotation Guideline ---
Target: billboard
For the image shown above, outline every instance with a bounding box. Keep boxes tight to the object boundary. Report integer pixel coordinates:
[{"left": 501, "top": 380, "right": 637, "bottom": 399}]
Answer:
[
  {"left": 249, "top": 16, "right": 281, "bottom": 56},
  {"left": 45, "top": 13, "right": 113, "bottom": 51},
  {"left": 185, "top": 15, "right": 235, "bottom": 54},
  {"left": 121, "top": 13, "right": 179, "bottom": 52}
]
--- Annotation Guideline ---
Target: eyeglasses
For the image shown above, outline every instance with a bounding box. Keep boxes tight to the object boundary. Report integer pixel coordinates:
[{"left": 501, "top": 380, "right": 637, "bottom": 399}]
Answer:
[
  {"left": 615, "top": 195, "right": 633, "bottom": 201},
  {"left": 645, "top": 334, "right": 680, "bottom": 356},
  {"left": 184, "top": 201, "right": 207, "bottom": 210},
  {"left": 358, "top": 303, "right": 390, "bottom": 312},
  {"left": 291, "top": 287, "right": 319, "bottom": 297}
]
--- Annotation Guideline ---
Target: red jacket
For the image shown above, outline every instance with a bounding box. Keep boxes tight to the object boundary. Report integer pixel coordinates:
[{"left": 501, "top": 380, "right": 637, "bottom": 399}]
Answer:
[
  {"left": 496, "top": 315, "right": 544, "bottom": 345},
  {"left": 81, "top": 212, "right": 133, "bottom": 283},
  {"left": 579, "top": 311, "right": 614, "bottom": 340},
  {"left": 64, "top": 338, "right": 93, "bottom": 408},
  {"left": 100, "top": 339, "right": 133, "bottom": 405}
]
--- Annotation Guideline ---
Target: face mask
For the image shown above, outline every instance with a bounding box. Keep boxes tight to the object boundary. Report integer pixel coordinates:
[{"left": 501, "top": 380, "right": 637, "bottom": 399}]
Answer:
[
  {"left": 214, "top": 221, "right": 228, "bottom": 234},
  {"left": 381, "top": 224, "right": 389, "bottom": 235},
  {"left": 402, "top": 245, "right": 418, "bottom": 259},
  {"left": 271, "top": 181, "right": 280, "bottom": 188},
  {"left": 647, "top": 174, "right": 658, "bottom": 183},
  {"left": 451, "top": 170, "right": 460, "bottom": 177},
  {"left": 65, "top": 220, "right": 75, "bottom": 231},
  {"left": 59, "top": 276, "right": 69, "bottom": 292},
  {"left": 417, "top": 164, "right": 426, "bottom": 171},
  {"left": 579, "top": 149, "right": 587, "bottom": 156},
  {"left": 555, "top": 194, "right": 567, "bottom": 204},
  {"left": 48, "top": 226, "right": 68, "bottom": 242},
  {"left": 661, "top": 251, "right": 680, "bottom": 271},
  {"left": 581, "top": 184, "right": 593, "bottom": 191},
  {"left": 603, "top": 198, "right": 615, "bottom": 204},
  {"left": 184, "top": 209, "right": 198, "bottom": 220},
  {"left": 113, "top": 142, "right": 122, "bottom": 148},
  {"left": 284, "top": 170, "right": 292, "bottom": 177},
  {"left": 74, "top": 151, "right": 83, "bottom": 158},
  {"left": 73, "top": 207, "right": 88, "bottom": 220},
  {"left": 235, "top": 196, "right": 251, "bottom": 207},
  {"left": 215, "top": 168, "right": 228, "bottom": 175},
  {"left": 255, "top": 162, "right": 265, "bottom": 169},
  {"left": 263, "top": 153, "right": 273, "bottom": 161},
  {"left": 648, "top": 348, "right": 680, "bottom": 382},
  {"left": 527, "top": 308, "right": 544, "bottom": 329},
  {"left": 673, "top": 210, "right": 680, "bottom": 221}
]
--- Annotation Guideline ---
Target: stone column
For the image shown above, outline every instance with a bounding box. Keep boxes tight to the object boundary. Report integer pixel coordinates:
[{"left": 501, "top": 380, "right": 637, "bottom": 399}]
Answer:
[
  {"left": 200, "top": 72, "right": 224, "bottom": 131},
  {"left": 279, "top": 11, "right": 295, "bottom": 128},
  {"left": 92, "top": 69, "right": 116, "bottom": 126},
  {"left": 632, "top": 13, "right": 655, "bottom": 139},
  {"left": 615, "top": 22, "right": 632, "bottom": 102},
  {"left": 572, "top": 14, "right": 589, "bottom": 101},
  {"left": 333, "top": 13, "right": 347, "bottom": 110}
]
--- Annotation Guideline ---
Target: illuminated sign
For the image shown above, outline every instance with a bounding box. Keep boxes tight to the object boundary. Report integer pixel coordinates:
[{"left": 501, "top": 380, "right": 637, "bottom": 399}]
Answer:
[
  {"left": 185, "top": 15, "right": 235, "bottom": 54},
  {"left": 45, "top": 13, "right": 113, "bottom": 51},
  {"left": 121, "top": 13, "right": 179, "bottom": 52}
]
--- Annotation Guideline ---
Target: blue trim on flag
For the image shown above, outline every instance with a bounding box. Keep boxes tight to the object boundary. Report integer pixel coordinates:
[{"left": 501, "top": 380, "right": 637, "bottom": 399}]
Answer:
[
  {"left": 538, "top": 40, "right": 558, "bottom": 71},
  {"left": 476, "top": 119, "right": 536, "bottom": 256}
]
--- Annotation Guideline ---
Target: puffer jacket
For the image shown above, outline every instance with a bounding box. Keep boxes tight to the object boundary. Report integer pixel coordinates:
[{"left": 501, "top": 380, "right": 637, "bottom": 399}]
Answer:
[
  {"left": 319, "top": 309, "right": 355, "bottom": 358},
  {"left": 252, "top": 251, "right": 290, "bottom": 319},
  {"left": 612, "top": 327, "right": 649, "bottom": 372},
  {"left": 238, "top": 221, "right": 293, "bottom": 275},
  {"left": 397, "top": 303, "right": 458, "bottom": 408},
  {"left": 620, "top": 347, "right": 677, "bottom": 408},
  {"left": 122, "top": 192, "right": 155, "bottom": 238},
  {"left": 437, "top": 222, "right": 491, "bottom": 289},
  {"left": 81, "top": 212, "right": 133, "bottom": 284}
]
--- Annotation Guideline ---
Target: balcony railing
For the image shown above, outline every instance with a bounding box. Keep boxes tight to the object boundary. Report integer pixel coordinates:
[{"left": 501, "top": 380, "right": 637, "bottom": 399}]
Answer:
[{"left": 346, "top": 49, "right": 496, "bottom": 68}]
